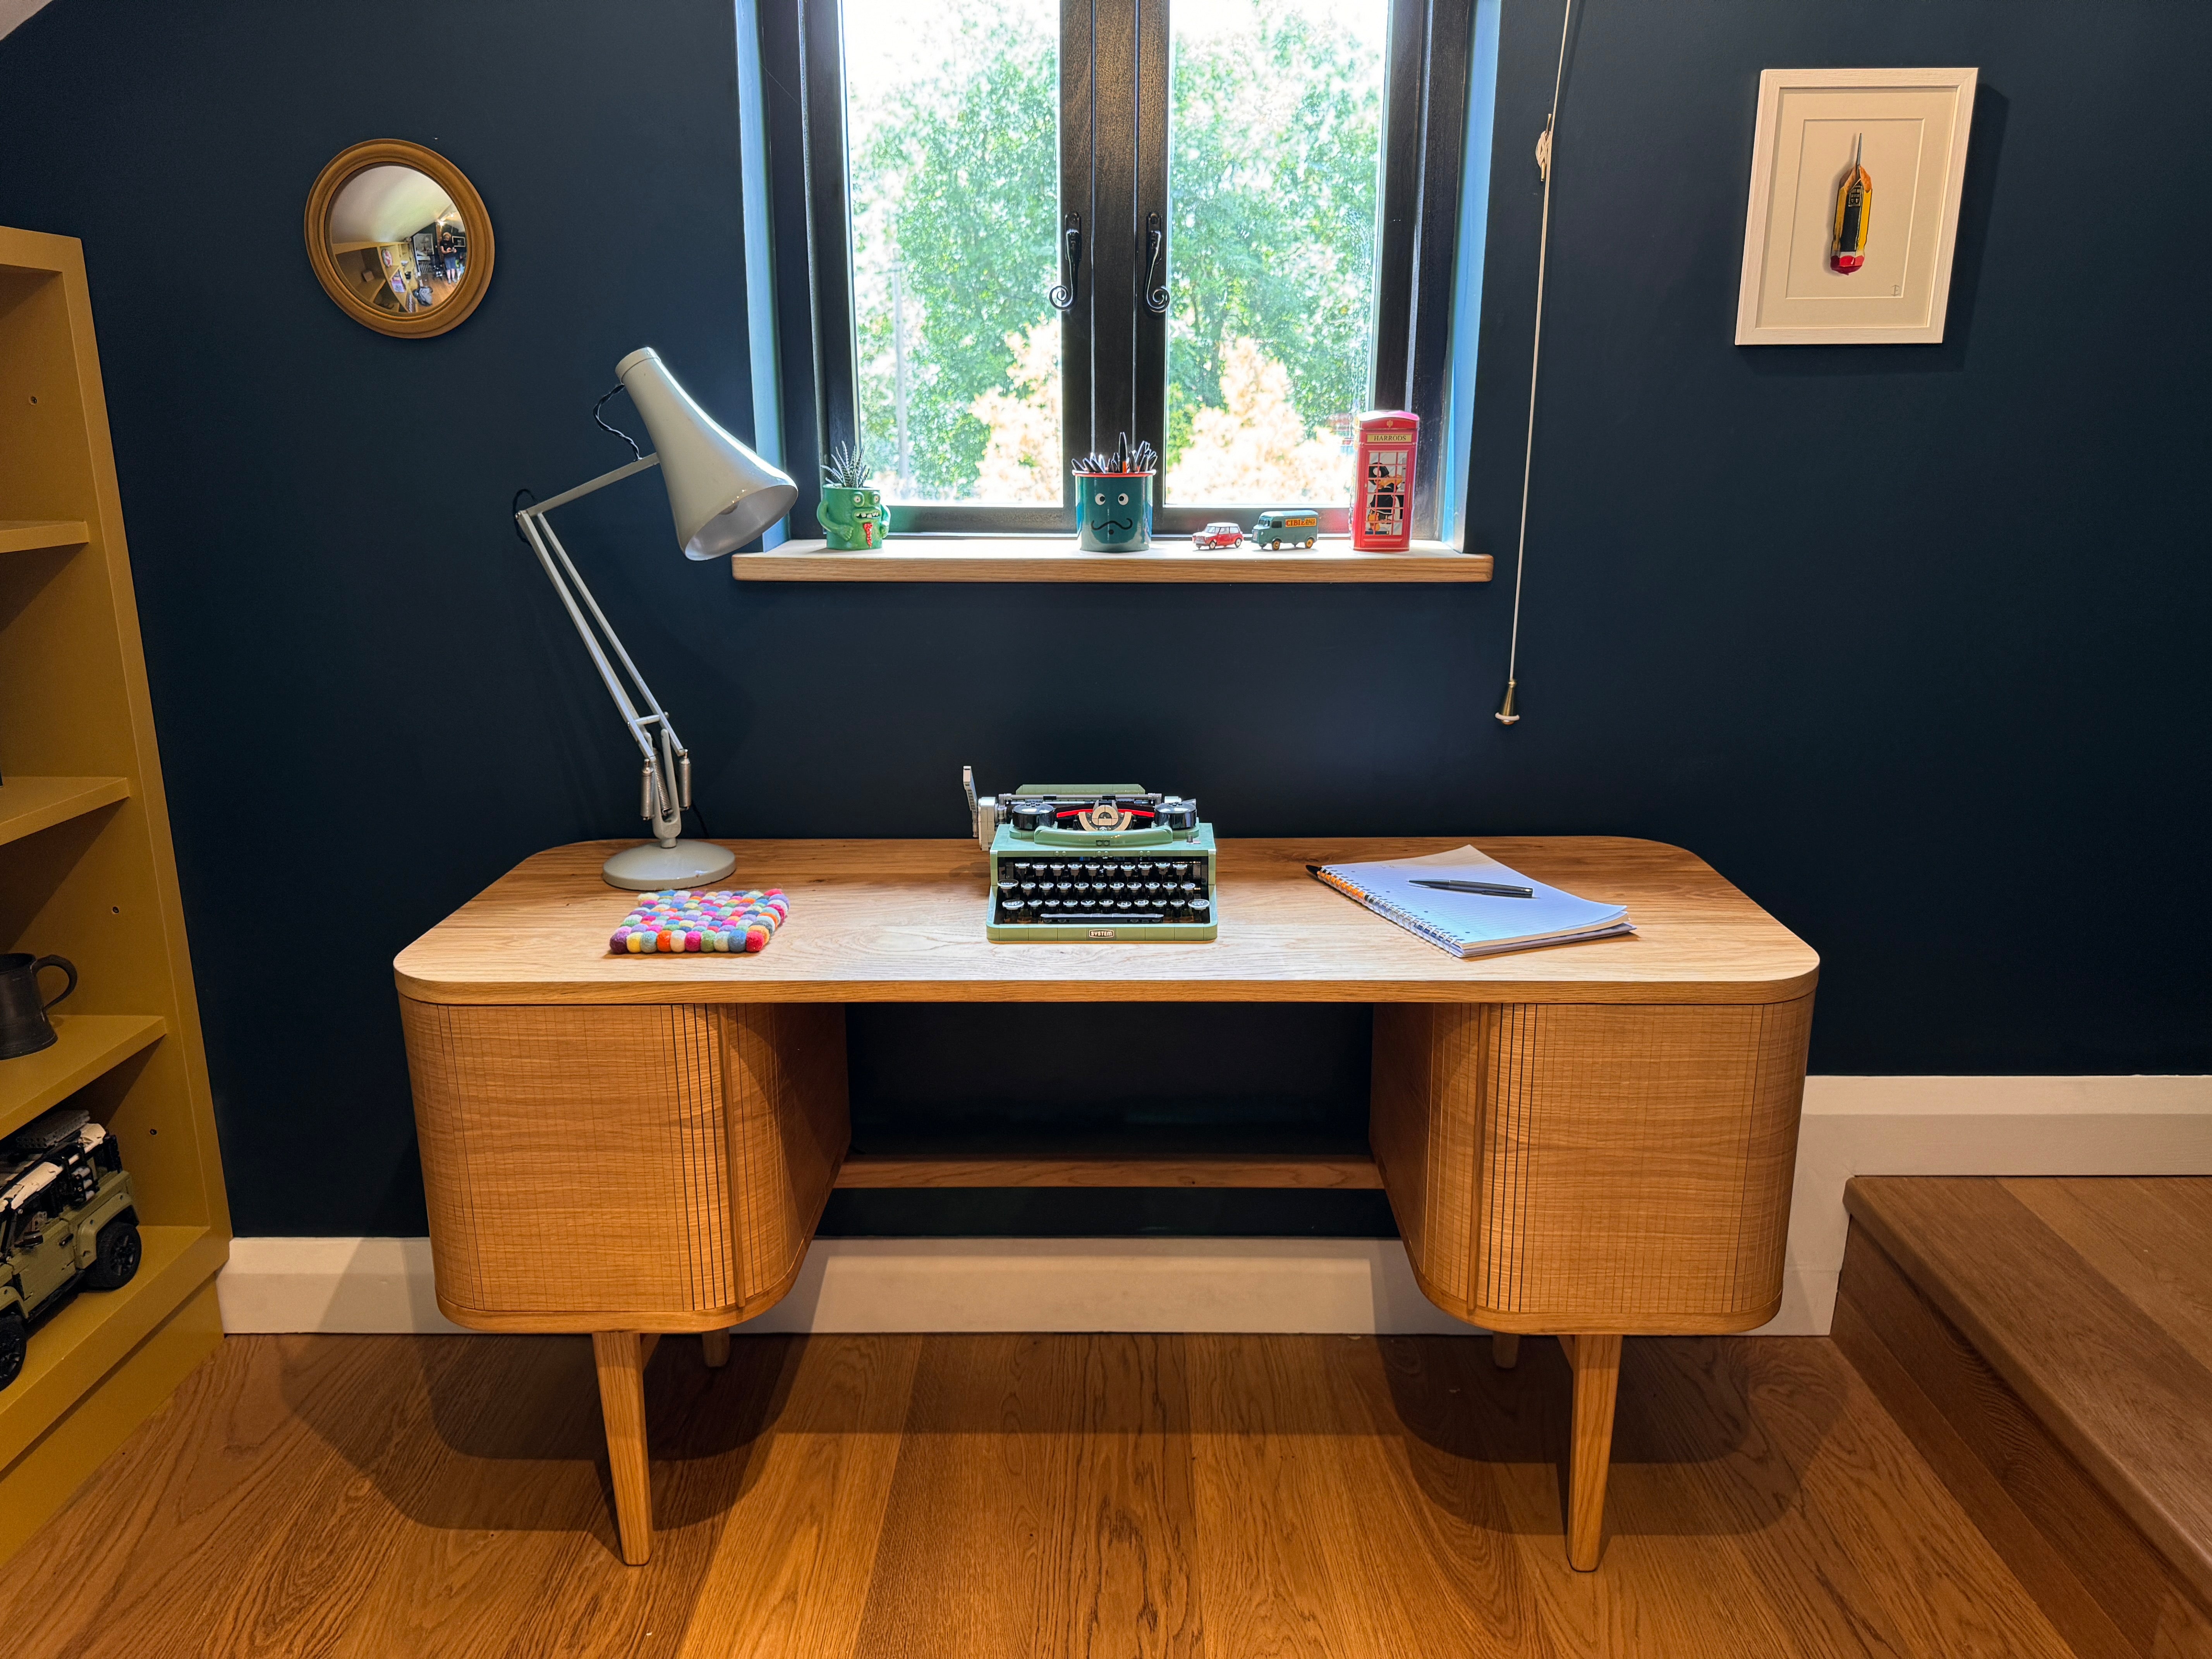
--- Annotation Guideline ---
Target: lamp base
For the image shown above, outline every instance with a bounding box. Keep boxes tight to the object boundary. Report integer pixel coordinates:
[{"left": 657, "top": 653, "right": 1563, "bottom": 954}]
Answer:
[{"left": 601, "top": 838, "right": 738, "bottom": 892}]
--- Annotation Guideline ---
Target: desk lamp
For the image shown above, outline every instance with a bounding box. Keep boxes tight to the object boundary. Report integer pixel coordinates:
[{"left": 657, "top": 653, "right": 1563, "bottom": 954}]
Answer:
[{"left": 516, "top": 348, "right": 796, "bottom": 890}]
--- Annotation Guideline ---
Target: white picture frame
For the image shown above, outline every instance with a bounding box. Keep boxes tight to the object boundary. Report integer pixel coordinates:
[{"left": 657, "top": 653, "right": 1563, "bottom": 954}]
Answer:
[{"left": 1735, "top": 67, "right": 1978, "bottom": 345}]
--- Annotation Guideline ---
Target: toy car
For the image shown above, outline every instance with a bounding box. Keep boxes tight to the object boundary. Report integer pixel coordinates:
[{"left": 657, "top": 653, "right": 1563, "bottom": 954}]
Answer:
[
  {"left": 1191, "top": 521, "right": 1244, "bottom": 550},
  {"left": 0, "top": 1107, "right": 140, "bottom": 1391},
  {"left": 1252, "top": 508, "right": 1320, "bottom": 549}
]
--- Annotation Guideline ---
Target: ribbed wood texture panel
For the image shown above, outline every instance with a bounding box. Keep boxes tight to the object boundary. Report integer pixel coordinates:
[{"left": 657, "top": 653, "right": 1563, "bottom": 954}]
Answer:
[
  {"left": 401, "top": 999, "right": 848, "bottom": 1330},
  {"left": 724, "top": 1003, "right": 848, "bottom": 1307},
  {"left": 1372, "top": 997, "right": 1812, "bottom": 1334}
]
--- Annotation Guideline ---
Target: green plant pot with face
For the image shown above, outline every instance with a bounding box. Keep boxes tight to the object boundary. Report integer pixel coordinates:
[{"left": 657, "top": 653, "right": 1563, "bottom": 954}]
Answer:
[
  {"left": 818, "top": 484, "right": 886, "bottom": 550},
  {"left": 1075, "top": 471, "right": 1153, "bottom": 551}
]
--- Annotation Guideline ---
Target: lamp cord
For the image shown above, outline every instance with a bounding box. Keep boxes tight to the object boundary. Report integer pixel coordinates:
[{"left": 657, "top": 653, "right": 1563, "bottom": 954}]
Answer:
[
  {"left": 593, "top": 385, "right": 643, "bottom": 460},
  {"left": 1497, "top": 0, "right": 1575, "bottom": 727}
]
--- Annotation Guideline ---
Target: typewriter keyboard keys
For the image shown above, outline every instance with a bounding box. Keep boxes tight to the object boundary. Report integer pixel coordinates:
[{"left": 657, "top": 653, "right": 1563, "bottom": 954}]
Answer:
[
  {"left": 1187, "top": 897, "right": 1210, "bottom": 920},
  {"left": 1170, "top": 861, "right": 1189, "bottom": 878}
]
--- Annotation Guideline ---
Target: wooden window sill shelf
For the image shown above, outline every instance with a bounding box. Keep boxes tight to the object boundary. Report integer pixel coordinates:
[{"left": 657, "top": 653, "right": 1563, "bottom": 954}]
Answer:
[{"left": 731, "top": 536, "right": 1492, "bottom": 583}]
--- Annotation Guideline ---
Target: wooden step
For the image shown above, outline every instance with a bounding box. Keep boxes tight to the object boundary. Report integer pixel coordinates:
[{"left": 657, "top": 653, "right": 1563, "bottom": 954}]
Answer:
[{"left": 1835, "top": 1176, "right": 2212, "bottom": 1659}]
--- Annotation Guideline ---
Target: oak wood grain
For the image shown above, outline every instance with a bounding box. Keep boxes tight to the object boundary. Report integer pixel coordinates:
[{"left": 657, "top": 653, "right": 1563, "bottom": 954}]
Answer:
[
  {"left": 392, "top": 837, "right": 1819, "bottom": 1006},
  {"left": 1838, "top": 1181, "right": 2212, "bottom": 1657},
  {"left": 1844, "top": 1176, "right": 2212, "bottom": 1613},
  {"left": 1372, "top": 996, "right": 1813, "bottom": 1334},
  {"left": 1565, "top": 1334, "right": 1622, "bottom": 1570},
  {"left": 0, "top": 1331, "right": 2081, "bottom": 1658},
  {"left": 595, "top": 1333, "right": 653, "bottom": 1564},
  {"left": 852, "top": 1334, "right": 1200, "bottom": 1659},
  {"left": 1834, "top": 1235, "right": 2145, "bottom": 1659},
  {"left": 404, "top": 999, "right": 848, "bottom": 1333}
]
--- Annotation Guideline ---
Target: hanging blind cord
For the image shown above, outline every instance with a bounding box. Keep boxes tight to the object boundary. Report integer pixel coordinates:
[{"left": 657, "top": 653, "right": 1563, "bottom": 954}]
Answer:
[{"left": 1498, "top": 0, "right": 1574, "bottom": 725}]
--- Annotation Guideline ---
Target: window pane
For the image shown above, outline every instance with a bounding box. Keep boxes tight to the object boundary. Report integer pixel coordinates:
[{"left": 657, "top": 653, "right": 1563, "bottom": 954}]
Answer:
[
  {"left": 1163, "top": 0, "right": 1387, "bottom": 506},
  {"left": 844, "top": 0, "right": 1060, "bottom": 504}
]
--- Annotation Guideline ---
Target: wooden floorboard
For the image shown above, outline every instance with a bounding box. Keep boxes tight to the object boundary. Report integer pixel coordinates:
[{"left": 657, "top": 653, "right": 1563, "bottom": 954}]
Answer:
[{"left": 1, "top": 1331, "right": 2075, "bottom": 1659}]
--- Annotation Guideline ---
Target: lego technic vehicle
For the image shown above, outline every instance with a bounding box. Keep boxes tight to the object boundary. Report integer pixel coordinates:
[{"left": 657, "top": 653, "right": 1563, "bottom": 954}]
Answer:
[{"left": 0, "top": 1107, "right": 141, "bottom": 1390}]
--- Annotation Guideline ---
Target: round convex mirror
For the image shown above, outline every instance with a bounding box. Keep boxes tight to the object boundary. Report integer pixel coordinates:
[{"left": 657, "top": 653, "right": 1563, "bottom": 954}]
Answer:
[{"left": 304, "top": 140, "right": 494, "bottom": 338}]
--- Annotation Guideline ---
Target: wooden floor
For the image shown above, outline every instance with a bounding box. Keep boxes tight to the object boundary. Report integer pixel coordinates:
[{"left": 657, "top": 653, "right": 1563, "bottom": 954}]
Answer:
[{"left": 2, "top": 1331, "right": 2077, "bottom": 1658}]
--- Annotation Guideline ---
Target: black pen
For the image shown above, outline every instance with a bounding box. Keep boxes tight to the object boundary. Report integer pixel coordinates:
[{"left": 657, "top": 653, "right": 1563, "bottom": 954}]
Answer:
[{"left": 1410, "top": 878, "right": 1534, "bottom": 898}]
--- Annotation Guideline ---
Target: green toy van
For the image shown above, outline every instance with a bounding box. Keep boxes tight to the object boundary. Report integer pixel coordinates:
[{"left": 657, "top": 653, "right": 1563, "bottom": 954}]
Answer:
[{"left": 1252, "top": 508, "right": 1319, "bottom": 550}]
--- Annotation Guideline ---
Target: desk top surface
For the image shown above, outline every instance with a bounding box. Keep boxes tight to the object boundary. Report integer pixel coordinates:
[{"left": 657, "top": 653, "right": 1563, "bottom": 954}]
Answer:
[{"left": 393, "top": 838, "right": 1818, "bottom": 1006}]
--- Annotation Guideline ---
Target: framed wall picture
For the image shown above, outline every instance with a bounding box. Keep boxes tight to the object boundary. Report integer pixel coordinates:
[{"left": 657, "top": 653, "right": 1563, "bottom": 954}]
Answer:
[{"left": 1735, "top": 67, "right": 1978, "bottom": 345}]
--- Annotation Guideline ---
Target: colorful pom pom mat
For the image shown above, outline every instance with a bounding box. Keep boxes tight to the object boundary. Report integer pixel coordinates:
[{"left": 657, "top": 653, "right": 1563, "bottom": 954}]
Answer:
[{"left": 610, "top": 889, "right": 788, "bottom": 955}]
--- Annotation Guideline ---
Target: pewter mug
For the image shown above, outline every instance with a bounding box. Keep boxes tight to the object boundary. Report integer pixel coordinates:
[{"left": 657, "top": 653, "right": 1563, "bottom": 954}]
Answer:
[{"left": 0, "top": 953, "right": 77, "bottom": 1060}]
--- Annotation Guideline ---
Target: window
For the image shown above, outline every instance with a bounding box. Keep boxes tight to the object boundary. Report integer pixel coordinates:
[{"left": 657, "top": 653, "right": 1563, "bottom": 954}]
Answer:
[{"left": 758, "top": 0, "right": 1477, "bottom": 540}]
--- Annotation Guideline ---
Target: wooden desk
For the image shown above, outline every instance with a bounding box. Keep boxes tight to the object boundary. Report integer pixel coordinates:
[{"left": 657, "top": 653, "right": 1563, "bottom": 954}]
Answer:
[{"left": 395, "top": 837, "right": 1817, "bottom": 1570}]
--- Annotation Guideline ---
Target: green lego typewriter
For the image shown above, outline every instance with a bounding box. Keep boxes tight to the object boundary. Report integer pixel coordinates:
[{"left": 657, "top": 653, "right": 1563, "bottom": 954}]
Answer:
[{"left": 964, "top": 767, "right": 1217, "bottom": 941}]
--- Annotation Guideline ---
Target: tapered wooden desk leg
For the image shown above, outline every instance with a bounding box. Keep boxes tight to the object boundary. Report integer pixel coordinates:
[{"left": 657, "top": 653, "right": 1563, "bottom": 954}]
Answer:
[
  {"left": 1491, "top": 1332, "right": 1521, "bottom": 1369},
  {"left": 701, "top": 1329, "right": 730, "bottom": 1369},
  {"left": 1562, "top": 1334, "right": 1622, "bottom": 1571},
  {"left": 592, "top": 1332, "right": 653, "bottom": 1565}
]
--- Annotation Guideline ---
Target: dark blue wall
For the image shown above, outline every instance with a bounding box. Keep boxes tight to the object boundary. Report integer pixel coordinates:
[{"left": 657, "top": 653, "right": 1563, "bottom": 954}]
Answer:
[{"left": 1, "top": 0, "right": 2203, "bottom": 1238}]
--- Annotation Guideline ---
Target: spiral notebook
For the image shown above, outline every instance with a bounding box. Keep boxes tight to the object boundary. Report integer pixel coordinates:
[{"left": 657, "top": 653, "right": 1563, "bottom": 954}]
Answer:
[{"left": 1307, "top": 845, "right": 1634, "bottom": 960}]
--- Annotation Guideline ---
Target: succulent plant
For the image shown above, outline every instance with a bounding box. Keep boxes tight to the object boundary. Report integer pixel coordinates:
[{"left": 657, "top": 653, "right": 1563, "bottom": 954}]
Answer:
[{"left": 821, "top": 441, "right": 872, "bottom": 490}]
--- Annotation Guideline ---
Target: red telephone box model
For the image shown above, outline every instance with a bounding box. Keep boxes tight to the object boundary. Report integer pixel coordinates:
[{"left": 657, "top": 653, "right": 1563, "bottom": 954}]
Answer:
[{"left": 1352, "top": 410, "right": 1417, "bottom": 550}]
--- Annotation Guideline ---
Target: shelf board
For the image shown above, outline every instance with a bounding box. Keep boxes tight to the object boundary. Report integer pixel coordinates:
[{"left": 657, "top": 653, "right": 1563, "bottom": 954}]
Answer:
[
  {"left": 0, "top": 776, "right": 130, "bottom": 848},
  {"left": 836, "top": 1152, "right": 1384, "bottom": 1189},
  {"left": 0, "top": 1013, "right": 166, "bottom": 1141},
  {"left": 732, "top": 536, "right": 1492, "bottom": 583},
  {"left": 0, "top": 520, "right": 90, "bottom": 556},
  {"left": 0, "top": 1224, "right": 225, "bottom": 1472}
]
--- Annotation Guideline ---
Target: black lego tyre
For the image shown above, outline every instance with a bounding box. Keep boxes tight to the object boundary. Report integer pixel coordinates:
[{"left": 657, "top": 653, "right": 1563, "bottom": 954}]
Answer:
[
  {"left": 0, "top": 1309, "right": 24, "bottom": 1391},
  {"left": 83, "top": 1217, "right": 142, "bottom": 1291}
]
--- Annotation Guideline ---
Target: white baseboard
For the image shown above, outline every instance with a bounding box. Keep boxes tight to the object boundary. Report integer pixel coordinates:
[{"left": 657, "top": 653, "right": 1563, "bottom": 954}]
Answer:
[{"left": 219, "top": 1076, "right": 2209, "bottom": 1339}]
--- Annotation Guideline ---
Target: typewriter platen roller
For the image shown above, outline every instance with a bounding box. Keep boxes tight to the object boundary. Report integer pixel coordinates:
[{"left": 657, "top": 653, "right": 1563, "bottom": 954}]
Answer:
[{"left": 964, "top": 767, "right": 1218, "bottom": 942}]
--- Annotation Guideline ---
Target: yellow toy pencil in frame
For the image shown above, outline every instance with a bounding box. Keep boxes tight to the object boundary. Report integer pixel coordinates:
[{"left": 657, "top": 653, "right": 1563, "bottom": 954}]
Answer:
[{"left": 1831, "top": 132, "right": 1872, "bottom": 274}]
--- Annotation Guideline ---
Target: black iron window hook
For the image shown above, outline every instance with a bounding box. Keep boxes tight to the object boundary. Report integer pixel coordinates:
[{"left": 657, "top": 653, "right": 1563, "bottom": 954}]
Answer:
[
  {"left": 1047, "top": 212, "right": 1082, "bottom": 311},
  {"left": 1142, "top": 212, "right": 1170, "bottom": 315}
]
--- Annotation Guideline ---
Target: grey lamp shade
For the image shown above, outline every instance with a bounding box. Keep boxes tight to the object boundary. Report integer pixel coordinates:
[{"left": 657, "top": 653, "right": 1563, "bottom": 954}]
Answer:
[{"left": 615, "top": 347, "right": 798, "bottom": 559}]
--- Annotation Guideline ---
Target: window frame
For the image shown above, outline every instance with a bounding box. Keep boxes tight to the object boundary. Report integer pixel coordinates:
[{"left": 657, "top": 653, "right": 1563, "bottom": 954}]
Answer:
[{"left": 759, "top": 0, "right": 1475, "bottom": 541}]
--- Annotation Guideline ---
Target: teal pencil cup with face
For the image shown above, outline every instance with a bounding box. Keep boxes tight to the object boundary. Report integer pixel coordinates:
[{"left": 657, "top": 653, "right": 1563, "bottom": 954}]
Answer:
[{"left": 1074, "top": 470, "right": 1153, "bottom": 551}]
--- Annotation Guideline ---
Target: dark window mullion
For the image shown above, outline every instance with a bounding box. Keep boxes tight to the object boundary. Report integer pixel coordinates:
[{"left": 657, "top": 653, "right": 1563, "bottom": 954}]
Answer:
[
  {"left": 1405, "top": 0, "right": 1471, "bottom": 539},
  {"left": 1133, "top": 0, "right": 1168, "bottom": 495},
  {"left": 1088, "top": 0, "right": 1137, "bottom": 462},
  {"left": 1060, "top": 0, "right": 1096, "bottom": 512},
  {"left": 1370, "top": 0, "right": 1428, "bottom": 414},
  {"left": 758, "top": 0, "right": 824, "bottom": 529},
  {"left": 802, "top": 0, "right": 860, "bottom": 467}
]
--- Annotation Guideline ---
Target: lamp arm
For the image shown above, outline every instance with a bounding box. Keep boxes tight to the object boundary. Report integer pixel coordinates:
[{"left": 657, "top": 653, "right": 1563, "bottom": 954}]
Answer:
[{"left": 516, "top": 504, "right": 687, "bottom": 848}]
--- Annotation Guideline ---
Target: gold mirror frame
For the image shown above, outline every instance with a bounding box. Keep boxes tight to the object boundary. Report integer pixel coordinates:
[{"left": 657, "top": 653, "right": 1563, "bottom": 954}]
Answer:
[{"left": 303, "top": 139, "right": 495, "bottom": 339}]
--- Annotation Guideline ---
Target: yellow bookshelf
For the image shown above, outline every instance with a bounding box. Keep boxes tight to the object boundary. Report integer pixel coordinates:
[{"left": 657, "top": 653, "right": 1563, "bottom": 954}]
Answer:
[{"left": 0, "top": 226, "right": 232, "bottom": 1560}]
